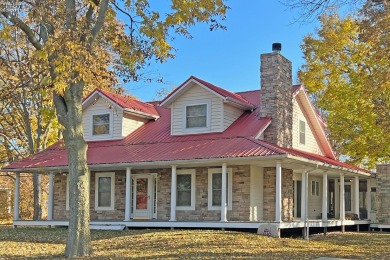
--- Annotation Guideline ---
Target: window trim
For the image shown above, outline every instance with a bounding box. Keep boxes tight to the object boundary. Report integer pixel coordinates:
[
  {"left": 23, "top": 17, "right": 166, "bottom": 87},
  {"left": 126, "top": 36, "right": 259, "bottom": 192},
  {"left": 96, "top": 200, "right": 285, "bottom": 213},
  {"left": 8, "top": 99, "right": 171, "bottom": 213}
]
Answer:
[
  {"left": 91, "top": 110, "right": 113, "bottom": 138},
  {"left": 182, "top": 100, "right": 211, "bottom": 133},
  {"left": 311, "top": 180, "right": 320, "bottom": 196},
  {"left": 176, "top": 169, "right": 196, "bottom": 211},
  {"left": 299, "top": 119, "right": 306, "bottom": 145},
  {"left": 207, "top": 168, "right": 233, "bottom": 210},
  {"left": 95, "top": 172, "right": 115, "bottom": 211}
]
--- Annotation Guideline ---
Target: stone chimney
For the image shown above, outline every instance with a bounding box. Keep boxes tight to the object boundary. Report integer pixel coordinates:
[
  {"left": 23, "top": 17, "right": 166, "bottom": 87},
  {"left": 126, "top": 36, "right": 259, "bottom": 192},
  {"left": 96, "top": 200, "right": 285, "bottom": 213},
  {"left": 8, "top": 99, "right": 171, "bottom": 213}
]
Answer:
[
  {"left": 376, "top": 164, "right": 390, "bottom": 224},
  {"left": 260, "top": 43, "right": 293, "bottom": 148}
]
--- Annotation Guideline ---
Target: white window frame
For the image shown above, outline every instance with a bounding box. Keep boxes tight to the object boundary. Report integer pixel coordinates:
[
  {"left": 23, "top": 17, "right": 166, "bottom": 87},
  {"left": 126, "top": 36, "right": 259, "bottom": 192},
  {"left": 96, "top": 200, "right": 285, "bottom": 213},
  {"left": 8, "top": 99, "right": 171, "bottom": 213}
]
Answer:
[
  {"left": 95, "top": 172, "right": 115, "bottom": 211},
  {"left": 208, "top": 168, "right": 233, "bottom": 210},
  {"left": 91, "top": 110, "right": 113, "bottom": 139},
  {"left": 176, "top": 169, "right": 196, "bottom": 211},
  {"left": 311, "top": 180, "right": 320, "bottom": 196},
  {"left": 299, "top": 119, "right": 306, "bottom": 145},
  {"left": 182, "top": 100, "right": 211, "bottom": 133}
]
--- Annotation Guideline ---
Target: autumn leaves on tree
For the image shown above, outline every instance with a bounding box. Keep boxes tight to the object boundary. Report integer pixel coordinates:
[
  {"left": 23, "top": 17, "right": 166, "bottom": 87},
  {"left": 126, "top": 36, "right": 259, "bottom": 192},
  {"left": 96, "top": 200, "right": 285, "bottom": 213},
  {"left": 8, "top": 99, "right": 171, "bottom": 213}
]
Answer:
[
  {"left": 1, "top": 0, "right": 228, "bottom": 257},
  {"left": 298, "top": 1, "right": 390, "bottom": 167}
]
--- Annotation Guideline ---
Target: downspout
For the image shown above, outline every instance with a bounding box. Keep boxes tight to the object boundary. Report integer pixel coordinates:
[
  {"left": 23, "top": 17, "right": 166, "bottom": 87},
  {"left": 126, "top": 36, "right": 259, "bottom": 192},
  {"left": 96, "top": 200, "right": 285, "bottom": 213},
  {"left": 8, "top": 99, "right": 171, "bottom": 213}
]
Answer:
[{"left": 304, "top": 164, "right": 319, "bottom": 240}]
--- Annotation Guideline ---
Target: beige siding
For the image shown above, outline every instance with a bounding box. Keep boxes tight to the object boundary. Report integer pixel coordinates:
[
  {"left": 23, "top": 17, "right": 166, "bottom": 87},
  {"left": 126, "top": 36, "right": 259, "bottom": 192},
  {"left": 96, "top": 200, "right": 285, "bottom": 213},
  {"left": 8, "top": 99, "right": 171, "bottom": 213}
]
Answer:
[
  {"left": 250, "top": 166, "right": 263, "bottom": 221},
  {"left": 171, "top": 84, "right": 223, "bottom": 135},
  {"left": 308, "top": 175, "right": 322, "bottom": 219},
  {"left": 122, "top": 113, "right": 148, "bottom": 137},
  {"left": 83, "top": 96, "right": 123, "bottom": 141},
  {"left": 223, "top": 104, "right": 243, "bottom": 130},
  {"left": 292, "top": 99, "right": 324, "bottom": 155}
]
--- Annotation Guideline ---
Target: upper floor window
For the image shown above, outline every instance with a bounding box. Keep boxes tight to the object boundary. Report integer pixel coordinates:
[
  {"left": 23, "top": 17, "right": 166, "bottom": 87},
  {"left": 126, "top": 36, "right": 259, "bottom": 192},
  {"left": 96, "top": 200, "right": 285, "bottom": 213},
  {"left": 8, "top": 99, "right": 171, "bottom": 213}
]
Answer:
[
  {"left": 299, "top": 120, "right": 306, "bottom": 145},
  {"left": 186, "top": 104, "right": 207, "bottom": 128},
  {"left": 93, "top": 114, "right": 110, "bottom": 135}
]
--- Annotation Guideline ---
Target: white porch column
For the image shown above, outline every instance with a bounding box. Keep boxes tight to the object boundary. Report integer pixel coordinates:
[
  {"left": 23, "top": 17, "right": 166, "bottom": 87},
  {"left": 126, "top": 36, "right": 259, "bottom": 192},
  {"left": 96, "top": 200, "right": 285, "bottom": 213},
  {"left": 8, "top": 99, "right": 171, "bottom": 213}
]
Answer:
[
  {"left": 322, "top": 171, "right": 328, "bottom": 221},
  {"left": 367, "top": 178, "right": 371, "bottom": 220},
  {"left": 47, "top": 173, "right": 54, "bottom": 220},
  {"left": 275, "top": 161, "right": 282, "bottom": 222},
  {"left": 354, "top": 176, "right": 360, "bottom": 218},
  {"left": 301, "top": 171, "right": 307, "bottom": 221},
  {"left": 340, "top": 173, "right": 345, "bottom": 221},
  {"left": 124, "top": 167, "right": 132, "bottom": 221},
  {"left": 13, "top": 172, "right": 20, "bottom": 221},
  {"left": 221, "top": 163, "right": 228, "bottom": 222},
  {"left": 170, "top": 165, "right": 177, "bottom": 221}
]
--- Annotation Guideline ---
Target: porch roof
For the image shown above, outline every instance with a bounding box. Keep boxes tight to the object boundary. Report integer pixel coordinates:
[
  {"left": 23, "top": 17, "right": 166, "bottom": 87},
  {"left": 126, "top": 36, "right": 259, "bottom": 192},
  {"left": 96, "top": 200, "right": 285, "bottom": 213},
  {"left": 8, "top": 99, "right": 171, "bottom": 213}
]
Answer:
[{"left": 3, "top": 91, "right": 371, "bottom": 175}]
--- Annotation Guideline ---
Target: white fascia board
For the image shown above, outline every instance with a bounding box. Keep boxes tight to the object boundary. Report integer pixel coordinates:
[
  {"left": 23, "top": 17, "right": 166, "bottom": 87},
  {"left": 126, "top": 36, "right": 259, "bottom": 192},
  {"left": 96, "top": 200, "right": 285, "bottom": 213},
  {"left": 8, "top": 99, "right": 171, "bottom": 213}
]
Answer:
[
  {"left": 255, "top": 120, "right": 272, "bottom": 139},
  {"left": 286, "top": 154, "right": 372, "bottom": 177},
  {"left": 160, "top": 78, "right": 226, "bottom": 107},
  {"left": 297, "top": 90, "right": 336, "bottom": 159},
  {"left": 123, "top": 108, "right": 159, "bottom": 120},
  {"left": 82, "top": 91, "right": 124, "bottom": 112},
  {"left": 7, "top": 154, "right": 289, "bottom": 173}
]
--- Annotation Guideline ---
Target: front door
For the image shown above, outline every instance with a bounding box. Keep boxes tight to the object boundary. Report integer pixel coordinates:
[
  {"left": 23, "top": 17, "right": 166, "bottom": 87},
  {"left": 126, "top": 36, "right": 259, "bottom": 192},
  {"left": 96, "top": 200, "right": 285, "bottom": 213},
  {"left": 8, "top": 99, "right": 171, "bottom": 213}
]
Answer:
[{"left": 133, "top": 175, "right": 153, "bottom": 219}]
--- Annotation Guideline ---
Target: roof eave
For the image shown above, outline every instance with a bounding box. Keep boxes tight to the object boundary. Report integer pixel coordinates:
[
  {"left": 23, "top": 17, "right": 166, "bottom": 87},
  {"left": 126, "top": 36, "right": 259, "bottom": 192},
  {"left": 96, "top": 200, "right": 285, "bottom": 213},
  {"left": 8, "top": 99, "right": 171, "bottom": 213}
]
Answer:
[{"left": 123, "top": 108, "right": 159, "bottom": 120}]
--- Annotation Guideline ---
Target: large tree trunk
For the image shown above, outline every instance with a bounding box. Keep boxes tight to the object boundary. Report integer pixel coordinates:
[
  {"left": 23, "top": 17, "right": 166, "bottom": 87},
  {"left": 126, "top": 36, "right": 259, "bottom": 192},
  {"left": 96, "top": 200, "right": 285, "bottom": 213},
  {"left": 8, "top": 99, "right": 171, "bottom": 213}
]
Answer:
[
  {"left": 32, "top": 173, "right": 42, "bottom": 220},
  {"left": 53, "top": 82, "right": 91, "bottom": 257}
]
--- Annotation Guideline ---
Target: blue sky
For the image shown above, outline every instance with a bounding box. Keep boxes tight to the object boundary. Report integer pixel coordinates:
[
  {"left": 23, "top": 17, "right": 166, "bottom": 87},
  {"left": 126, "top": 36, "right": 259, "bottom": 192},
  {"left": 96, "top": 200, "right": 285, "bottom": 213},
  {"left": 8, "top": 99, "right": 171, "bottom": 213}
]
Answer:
[{"left": 125, "top": 1, "right": 319, "bottom": 101}]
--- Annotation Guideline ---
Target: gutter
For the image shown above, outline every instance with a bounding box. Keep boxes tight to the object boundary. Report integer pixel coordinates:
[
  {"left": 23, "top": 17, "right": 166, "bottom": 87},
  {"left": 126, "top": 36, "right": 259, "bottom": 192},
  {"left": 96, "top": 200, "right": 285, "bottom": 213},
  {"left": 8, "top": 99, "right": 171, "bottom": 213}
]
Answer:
[{"left": 3, "top": 154, "right": 289, "bottom": 173}]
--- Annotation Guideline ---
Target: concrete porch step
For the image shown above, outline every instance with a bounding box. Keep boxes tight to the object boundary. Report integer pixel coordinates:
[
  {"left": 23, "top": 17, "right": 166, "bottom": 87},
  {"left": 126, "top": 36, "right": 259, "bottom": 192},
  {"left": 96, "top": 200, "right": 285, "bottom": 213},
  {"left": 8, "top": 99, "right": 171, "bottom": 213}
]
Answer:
[{"left": 90, "top": 224, "right": 126, "bottom": 230}]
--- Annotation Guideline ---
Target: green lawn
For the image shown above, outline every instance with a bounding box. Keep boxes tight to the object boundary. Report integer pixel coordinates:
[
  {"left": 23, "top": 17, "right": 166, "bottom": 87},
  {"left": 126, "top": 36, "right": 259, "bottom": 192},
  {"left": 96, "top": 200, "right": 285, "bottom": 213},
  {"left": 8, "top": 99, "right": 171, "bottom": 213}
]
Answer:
[{"left": 0, "top": 226, "right": 389, "bottom": 259}]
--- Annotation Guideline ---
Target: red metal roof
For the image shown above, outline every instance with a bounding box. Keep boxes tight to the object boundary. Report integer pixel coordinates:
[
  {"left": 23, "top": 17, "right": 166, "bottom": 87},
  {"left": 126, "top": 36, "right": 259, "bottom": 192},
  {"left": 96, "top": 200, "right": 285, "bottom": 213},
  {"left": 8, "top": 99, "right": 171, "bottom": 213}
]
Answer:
[
  {"left": 160, "top": 76, "right": 255, "bottom": 108},
  {"left": 84, "top": 89, "right": 159, "bottom": 117},
  {"left": 4, "top": 90, "right": 369, "bottom": 174}
]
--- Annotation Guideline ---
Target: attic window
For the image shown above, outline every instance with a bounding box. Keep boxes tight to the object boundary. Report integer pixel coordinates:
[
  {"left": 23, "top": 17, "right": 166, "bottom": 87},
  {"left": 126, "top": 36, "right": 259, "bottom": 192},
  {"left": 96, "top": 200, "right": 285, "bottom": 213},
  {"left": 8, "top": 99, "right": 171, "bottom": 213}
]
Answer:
[
  {"left": 186, "top": 104, "right": 207, "bottom": 128},
  {"left": 299, "top": 120, "right": 306, "bottom": 145},
  {"left": 93, "top": 114, "right": 110, "bottom": 135}
]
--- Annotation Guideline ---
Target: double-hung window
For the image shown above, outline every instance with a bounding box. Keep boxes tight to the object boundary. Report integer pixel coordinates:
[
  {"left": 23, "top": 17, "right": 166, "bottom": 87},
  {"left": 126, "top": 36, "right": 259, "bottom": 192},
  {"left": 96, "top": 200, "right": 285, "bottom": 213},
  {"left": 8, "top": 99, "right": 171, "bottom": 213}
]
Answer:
[
  {"left": 95, "top": 172, "right": 115, "bottom": 210},
  {"left": 299, "top": 120, "right": 306, "bottom": 145},
  {"left": 186, "top": 104, "right": 207, "bottom": 128},
  {"left": 208, "top": 168, "right": 232, "bottom": 210},
  {"left": 311, "top": 180, "right": 320, "bottom": 196},
  {"left": 176, "top": 169, "right": 196, "bottom": 210},
  {"left": 93, "top": 113, "right": 111, "bottom": 135}
]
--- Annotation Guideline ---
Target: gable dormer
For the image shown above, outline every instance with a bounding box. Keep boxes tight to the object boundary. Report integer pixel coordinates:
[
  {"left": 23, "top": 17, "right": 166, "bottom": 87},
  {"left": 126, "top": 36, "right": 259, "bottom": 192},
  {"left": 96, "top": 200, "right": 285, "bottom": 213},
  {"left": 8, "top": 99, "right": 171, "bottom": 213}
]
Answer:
[
  {"left": 292, "top": 85, "right": 335, "bottom": 159},
  {"left": 160, "top": 76, "right": 255, "bottom": 135},
  {"left": 82, "top": 89, "right": 159, "bottom": 141}
]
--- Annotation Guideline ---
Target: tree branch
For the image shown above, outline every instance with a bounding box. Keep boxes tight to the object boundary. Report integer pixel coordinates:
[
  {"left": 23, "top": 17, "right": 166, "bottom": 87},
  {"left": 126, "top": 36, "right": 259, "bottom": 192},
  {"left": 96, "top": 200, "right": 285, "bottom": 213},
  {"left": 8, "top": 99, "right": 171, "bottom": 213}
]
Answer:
[
  {"left": 1, "top": 11, "right": 42, "bottom": 50},
  {"left": 88, "top": 0, "right": 109, "bottom": 49}
]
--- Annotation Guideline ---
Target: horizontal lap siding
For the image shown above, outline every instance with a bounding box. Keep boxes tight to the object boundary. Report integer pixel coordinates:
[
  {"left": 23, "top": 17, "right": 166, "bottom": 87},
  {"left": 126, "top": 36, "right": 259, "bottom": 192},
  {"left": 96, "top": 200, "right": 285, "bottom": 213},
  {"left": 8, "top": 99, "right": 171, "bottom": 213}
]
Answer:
[
  {"left": 122, "top": 113, "right": 148, "bottom": 137},
  {"left": 292, "top": 99, "right": 323, "bottom": 155},
  {"left": 223, "top": 104, "right": 243, "bottom": 130},
  {"left": 171, "top": 84, "right": 223, "bottom": 135},
  {"left": 83, "top": 97, "right": 123, "bottom": 141}
]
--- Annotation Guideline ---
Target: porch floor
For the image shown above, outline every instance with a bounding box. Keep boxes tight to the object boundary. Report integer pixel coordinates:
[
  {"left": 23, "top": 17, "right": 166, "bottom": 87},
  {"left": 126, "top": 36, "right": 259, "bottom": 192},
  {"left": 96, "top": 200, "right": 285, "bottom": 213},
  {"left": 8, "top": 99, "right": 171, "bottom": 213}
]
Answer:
[{"left": 13, "top": 219, "right": 372, "bottom": 230}]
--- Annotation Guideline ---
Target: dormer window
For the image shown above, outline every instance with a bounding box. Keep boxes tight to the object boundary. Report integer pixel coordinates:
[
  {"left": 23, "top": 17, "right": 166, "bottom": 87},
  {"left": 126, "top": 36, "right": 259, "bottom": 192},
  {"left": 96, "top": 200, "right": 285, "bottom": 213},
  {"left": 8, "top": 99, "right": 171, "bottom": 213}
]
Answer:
[
  {"left": 186, "top": 104, "right": 207, "bottom": 128},
  {"left": 93, "top": 113, "right": 110, "bottom": 135}
]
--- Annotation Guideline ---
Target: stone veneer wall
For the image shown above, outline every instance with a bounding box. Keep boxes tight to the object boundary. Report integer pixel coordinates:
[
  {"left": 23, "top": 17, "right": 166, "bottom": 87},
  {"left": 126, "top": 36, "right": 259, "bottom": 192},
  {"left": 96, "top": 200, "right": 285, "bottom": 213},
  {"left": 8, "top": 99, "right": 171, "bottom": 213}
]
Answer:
[
  {"left": 260, "top": 52, "right": 293, "bottom": 148},
  {"left": 53, "top": 166, "right": 295, "bottom": 222},
  {"left": 263, "top": 167, "right": 293, "bottom": 222},
  {"left": 53, "top": 171, "right": 126, "bottom": 220},
  {"left": 376, "top": 164, "right": 390, "bottom": 223},
  {"left": 53, "top": 166, "right": 251, "bottom": 221}
]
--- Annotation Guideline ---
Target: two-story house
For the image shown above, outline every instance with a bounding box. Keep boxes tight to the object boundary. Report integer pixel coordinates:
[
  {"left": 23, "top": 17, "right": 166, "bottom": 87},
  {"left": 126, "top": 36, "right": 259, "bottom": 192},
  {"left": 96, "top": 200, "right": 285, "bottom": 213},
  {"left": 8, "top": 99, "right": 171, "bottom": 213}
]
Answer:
[{"left": 4, "top": 45, "right": 374, "bottom": 237}]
